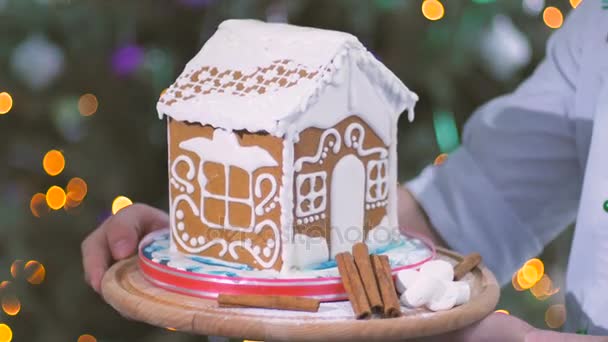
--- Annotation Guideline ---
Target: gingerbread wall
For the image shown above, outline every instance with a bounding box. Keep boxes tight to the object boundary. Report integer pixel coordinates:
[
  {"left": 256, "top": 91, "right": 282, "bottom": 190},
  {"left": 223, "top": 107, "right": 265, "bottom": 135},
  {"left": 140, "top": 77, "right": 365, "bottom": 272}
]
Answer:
[
  {"left": 293, "top": 115, "right": 389, "bottom": 250},
  {"left": 168, "top": 119, "right": 284, "bottom": 271}
]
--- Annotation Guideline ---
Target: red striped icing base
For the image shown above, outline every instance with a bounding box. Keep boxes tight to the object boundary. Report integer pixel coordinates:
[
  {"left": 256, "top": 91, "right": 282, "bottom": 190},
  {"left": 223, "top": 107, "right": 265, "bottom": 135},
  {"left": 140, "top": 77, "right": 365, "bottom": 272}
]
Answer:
[{"left": 138, "top": 230, "right": 435, "bottom": 302}]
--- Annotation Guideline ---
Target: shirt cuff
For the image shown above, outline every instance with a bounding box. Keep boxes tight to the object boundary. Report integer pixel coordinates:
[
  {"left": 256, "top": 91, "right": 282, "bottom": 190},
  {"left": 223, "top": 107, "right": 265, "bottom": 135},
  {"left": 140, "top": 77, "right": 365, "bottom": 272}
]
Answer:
[{"left": 404, "top": 147, "right": 543, "bottom": 285}]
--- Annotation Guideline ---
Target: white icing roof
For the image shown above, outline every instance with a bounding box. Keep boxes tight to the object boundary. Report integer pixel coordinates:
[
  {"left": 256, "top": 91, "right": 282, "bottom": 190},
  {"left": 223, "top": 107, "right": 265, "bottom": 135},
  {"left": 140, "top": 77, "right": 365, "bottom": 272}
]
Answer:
[{"left": 157, "top": 19, "right": 418, "bottom": 136}]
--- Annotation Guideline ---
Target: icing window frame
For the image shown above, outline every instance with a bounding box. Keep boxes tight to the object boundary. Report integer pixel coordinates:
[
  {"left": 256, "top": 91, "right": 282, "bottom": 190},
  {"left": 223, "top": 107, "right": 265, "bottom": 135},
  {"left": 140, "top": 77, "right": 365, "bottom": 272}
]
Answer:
[
  {"left": 201, "top": 163, "right": 256, "bottom": 231},
  {"left": 366, "top": 159, "right": 388, "bottom": 202},
  {"left": 295, "top": 171, "right": 327, "bottom": 218}
]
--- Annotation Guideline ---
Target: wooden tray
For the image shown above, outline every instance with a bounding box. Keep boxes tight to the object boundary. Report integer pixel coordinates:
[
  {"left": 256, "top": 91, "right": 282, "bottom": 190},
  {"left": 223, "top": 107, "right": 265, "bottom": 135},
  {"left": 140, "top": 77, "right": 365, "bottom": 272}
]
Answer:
[{"left": 101, "top": 248, "right": 499, "bottom": 341}]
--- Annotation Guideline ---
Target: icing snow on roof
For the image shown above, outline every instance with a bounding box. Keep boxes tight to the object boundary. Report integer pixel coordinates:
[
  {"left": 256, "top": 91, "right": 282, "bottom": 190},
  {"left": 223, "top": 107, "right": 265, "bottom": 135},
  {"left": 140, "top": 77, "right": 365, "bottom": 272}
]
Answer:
[{"left": 157, "top": 19, "right": 417, "bottom": 136}]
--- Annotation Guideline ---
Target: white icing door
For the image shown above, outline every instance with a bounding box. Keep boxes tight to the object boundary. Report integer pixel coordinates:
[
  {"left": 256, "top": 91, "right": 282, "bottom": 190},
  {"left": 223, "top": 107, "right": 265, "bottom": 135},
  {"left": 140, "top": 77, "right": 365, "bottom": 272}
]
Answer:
[{"left": 330, "top": 154, "right": 365, "bottom": 258}]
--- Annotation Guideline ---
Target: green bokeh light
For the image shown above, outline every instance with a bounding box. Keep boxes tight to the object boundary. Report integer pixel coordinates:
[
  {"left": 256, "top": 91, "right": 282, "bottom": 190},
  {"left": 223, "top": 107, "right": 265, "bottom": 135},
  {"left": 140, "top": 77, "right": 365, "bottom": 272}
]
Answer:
[{"left": 433, "top": 110, "right": 460, "bottom": 153}]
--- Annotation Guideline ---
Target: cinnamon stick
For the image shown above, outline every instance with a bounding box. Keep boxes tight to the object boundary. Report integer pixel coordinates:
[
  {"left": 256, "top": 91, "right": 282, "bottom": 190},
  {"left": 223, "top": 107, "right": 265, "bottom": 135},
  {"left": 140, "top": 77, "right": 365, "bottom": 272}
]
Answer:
[
  {"left": 336, "top": 252, "right": 372, "bottom": 319},
  {"left": 352, "top": 243, "right": 383, "bottom": 313},
  {"left": 371, "top": 255, "right": 402, "bottom": 318},
  {"left": 453, "top": 253, "right": 482, "bottom": 280},
  {"left": 217, "top": 294, "right": 320, "bottom": 312}
]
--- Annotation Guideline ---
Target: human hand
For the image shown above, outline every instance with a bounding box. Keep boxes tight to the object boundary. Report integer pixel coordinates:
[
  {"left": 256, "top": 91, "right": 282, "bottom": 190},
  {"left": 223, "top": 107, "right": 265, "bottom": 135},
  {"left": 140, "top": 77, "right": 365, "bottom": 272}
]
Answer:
[
  {"left": 397, "top": 186, "right": 446, "bottom": 247},
  {"left": 413, "top": 312, "right": 605, "bottom": 341},
  {"left": 81, "top": 203, "right": 169, "bottom": 293}
]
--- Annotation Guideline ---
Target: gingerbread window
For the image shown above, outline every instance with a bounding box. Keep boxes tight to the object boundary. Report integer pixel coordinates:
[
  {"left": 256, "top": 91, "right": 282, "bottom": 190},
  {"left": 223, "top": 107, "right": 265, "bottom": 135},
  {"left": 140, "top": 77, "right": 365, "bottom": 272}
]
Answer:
[
  {"left": 201, "top": 162, "right": 255, "bottom": 230},
  {"left": 366, "top": 159, "right": 388, "bottom": 202},
  {"left": 295, "top": 171, "right": 327, "bottom": 218}
]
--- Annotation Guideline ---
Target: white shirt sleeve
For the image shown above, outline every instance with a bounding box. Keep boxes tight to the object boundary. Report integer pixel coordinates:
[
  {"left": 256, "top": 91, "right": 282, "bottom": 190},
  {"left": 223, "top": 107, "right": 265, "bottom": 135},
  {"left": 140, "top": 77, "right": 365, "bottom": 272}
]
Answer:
[{"left": 405, "top": 5, "right": 591, "bottom": 285}]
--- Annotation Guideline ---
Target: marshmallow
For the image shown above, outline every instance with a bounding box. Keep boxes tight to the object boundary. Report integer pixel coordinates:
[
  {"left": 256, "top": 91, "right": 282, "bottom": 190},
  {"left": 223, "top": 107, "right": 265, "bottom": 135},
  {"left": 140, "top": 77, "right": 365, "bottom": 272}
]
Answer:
[
  {"left": 419, "top": 260, "right": 454, "bottom": 282},
  {"left": 401, "top": 273, "right": 446, "bottom": 308},
  {"left": 427, "top": 281, "right": 459, "bottom": 312},
  {"left": 453, "top": 281, "right": 471, "bottom": 306},
  {"left": 395, "top": 269, "right": 419, "bottom": 294}
]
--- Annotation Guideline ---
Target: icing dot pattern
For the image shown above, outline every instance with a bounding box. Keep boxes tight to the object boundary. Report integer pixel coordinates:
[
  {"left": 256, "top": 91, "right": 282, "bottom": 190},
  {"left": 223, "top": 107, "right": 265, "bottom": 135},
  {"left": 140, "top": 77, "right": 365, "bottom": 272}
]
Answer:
[
  {"left": 296, "top": 213, "right": 324, "bottom": 226},
  {"left": 366, "top": 200, "right": 388, "bottom": 210},
  {"left": 160, "top": 59, "right": 321, "bottom": 106}
]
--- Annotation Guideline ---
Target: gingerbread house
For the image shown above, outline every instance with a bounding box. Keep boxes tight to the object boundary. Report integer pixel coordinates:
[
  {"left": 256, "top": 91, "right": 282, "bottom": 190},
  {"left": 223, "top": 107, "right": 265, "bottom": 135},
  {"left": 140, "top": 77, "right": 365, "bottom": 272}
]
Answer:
[{"left": 157, "top": 19, "right": 418, "bottom": 272}]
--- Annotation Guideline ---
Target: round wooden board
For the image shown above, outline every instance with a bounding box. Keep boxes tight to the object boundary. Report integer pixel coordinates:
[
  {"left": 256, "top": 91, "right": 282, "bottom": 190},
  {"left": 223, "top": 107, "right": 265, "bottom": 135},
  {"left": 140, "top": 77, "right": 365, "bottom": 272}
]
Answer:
[{"left": 101, "top": 248, "right": 500, "bottom": 341}]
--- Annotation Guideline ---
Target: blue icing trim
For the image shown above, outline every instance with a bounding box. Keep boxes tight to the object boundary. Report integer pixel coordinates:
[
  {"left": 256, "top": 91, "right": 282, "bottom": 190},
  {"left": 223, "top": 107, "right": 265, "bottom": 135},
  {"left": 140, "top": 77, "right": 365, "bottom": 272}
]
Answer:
[
  {"left": 207, "top": 270, "right": 239, "bottom": 277},
  {"left": 370, "top": 239, "right": 406, "bottom": 255},
  {"left": 189, "top": 256, "right": 254, "bottom": 271},
  {"left": 309, "top": 260, "right": 337, "bottom": 270}
]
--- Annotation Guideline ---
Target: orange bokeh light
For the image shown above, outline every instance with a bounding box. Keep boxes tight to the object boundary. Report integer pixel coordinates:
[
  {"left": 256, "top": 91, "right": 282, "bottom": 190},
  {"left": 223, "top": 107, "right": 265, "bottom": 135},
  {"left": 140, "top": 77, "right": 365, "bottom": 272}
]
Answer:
[
  {"left": 78, "top": 93, "right": 99, "bottom": 116},
  {"left": 112, "top": 196, "right": 133, "bottom": 215},
  {"left": 0, "top": 92, "right": 13, "bottom": 115},
  {"left": 545, "top": 304, "right": 567, "bottom": 329},
  {"left": 0, "top": 324, "right": 12, "bottom": 342},
  {"left": 434, "top": 153, "right": 448, "bottom": 166},
  {"left": 77, "top": 334, "right": 97, "bottom": 342},
  {"left": 422, "top": 0, "right": 445, "bottom": 21},
  {"left": 524, "top": 258, "right": 544, "bottom": 280},
  {"left": 24, "top": 260, "right": 46, "bottom": 285},
  {"left": 46, "top": 186, "right": 67, "bottom": 210},
  {"left": 67, "top": 177, "right": 88, "bottom": 202},
  {"left": 10, "top": 260, "right": 23, "bottom": 280},
  {"left": 516, "top": 268, "right": 535, "bottom": 290},
  {"left": 570, "top": 0, "right": 582, "bottom": 8},
  {"left": 543, "top": 7, "right": 564, "bottom": 29},
  {"left": 512, "top": 271, "right": 525, "bottom": 291},
  {"left": 1, "top": 295, "right": 20, "bottom": 316},
  {"left": 42, "top": 150, "right": 65, "bottom": 176},
  {"left": 30, "top": 193, "right": 50, "bottom": 218},
  {"left": 520, "top": 265, "right": 538, "bottom": 285},
  {"left": 64, "top": 196, "right": 82, "bottom": 211}
]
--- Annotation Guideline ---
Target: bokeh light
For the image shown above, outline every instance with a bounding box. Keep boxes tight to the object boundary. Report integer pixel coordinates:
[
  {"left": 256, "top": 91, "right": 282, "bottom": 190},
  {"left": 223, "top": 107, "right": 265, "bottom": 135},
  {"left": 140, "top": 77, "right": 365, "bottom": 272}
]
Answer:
[
  {"left": 433, "top": 153, "right": 448, "bottom": 166},
  {"left": 543, "top": 7, "right": 563, "bottom": 29},
  {"left": 111, "top": 44, "right": 144, "bottom": 76},
  {"left": 10, "top": 260, "right": 23, "bottom": 280},
  {"left": 67, "top": 177, "right": 88, "bottom": 202},
  {"left": 530, "top": 274, "right": 559, "bottom": 300},
  {"left": 494, "top": 309, "right": 510, "bottom": 315},
  {"left": 0, "top": 92, "right": 13, "bottom": 115},
  {"left": 521, "top": 264, "right": 538, "bottom": 284},
  {"left": 46, "top": 186, "right": 67, "bottom": 210},
  {"left": 0, "top": 281, "right": 11, "bottom": 292},
  {"left": 516, "top": 268, "right": 535, "bottom": 290},
  {"left": 512, "top": 271, "right": 525, "bottom": 291},
  {"left": 545, "top": 304, "right": 566, "bottom": 329},
  {"left": 77, "top": 334, "right": 97, "bottom": 342},
  {"left": 78, "top": 93, "right": 98, "bottom": 116},
  {"left": 524, "top": 258, "right": 544, "bottom": 280},
  {"left": 42, "top": 150, "right": 65, "bottom": 176},
  {"left": 0, "top": 324, "right": 12, "bottom": 342},
  {"left": 433, "top": 111, "right": 460, "bottom": 153},
  {"left": 421, "top": 0, "right": 445, "bottom": 21},
  {"left": 569, "top": 0, "right": 582, "bottom": 8},
  {"left": 112, "top": 196, "right": 133, "bottom": 214},
  {"left": 64, "top": 196, "right": 82, "bottom": 211},
  {"left": 24, "top": 260, "right": 46, "bottom": 285},
  {"left": 30, "top": 193, "right": 50, "bottom": 218},
  {"left": 1, "top": 295, "right": 20, "bottom": 316}
]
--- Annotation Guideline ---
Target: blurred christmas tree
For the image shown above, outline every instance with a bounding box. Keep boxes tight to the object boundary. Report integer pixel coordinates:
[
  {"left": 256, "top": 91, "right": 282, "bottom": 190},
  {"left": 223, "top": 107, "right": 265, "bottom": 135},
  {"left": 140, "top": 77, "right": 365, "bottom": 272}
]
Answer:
[{"left": 0, "top": 0, "right": 578, "bottom": 340}]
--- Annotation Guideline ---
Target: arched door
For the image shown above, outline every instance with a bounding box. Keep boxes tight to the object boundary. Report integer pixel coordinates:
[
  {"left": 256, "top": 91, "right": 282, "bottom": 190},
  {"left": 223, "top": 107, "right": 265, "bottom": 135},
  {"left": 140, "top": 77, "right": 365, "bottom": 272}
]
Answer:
[{"left": 330, "top": 154, "right": 365, "bottom": 258}]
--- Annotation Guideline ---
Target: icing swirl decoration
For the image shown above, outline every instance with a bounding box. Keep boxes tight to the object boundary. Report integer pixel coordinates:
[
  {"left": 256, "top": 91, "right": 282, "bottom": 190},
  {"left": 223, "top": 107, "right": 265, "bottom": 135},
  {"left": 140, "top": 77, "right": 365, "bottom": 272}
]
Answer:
[
  {"left": 294, "top": 128, "right": 341, "bottom": 171},
  {"left": 344, "top": 122, "right": 388, "bottom": 158}
]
